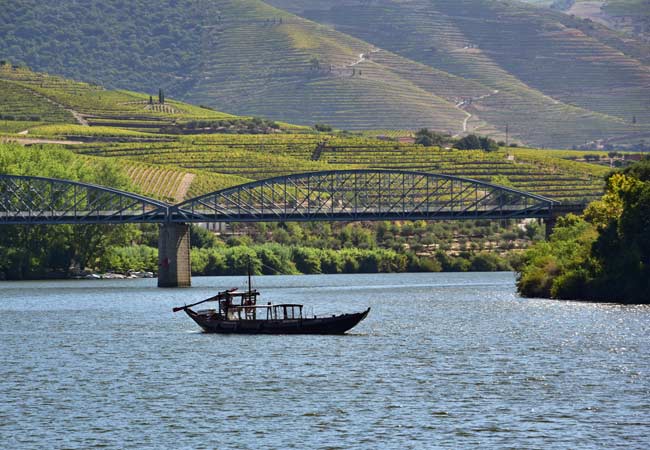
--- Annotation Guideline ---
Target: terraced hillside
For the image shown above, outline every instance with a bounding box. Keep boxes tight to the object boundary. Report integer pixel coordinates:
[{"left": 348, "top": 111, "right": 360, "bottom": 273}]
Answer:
[
  {"left": 180, "top": 0, "right": 479, "bottom": 132},
  {"left": 0, "top": 0, "right": 476, "bottom": 134},
  {"left": 522, "top": 0, "right": 650, "bottom": 42},
  {"left": 3, "top": 0, "right": 648, "bottom": 147},
  {"left": 0, "top": 64, "right": 238, "bottom": 133},
  {"left": 267, "top": 0, "right": 650, "bottom": 147},
  {"left": 0, "top": 65, "right": 611, "bottom": 206},
  {"left": 0, "top": 79, "right": 74, "bottom": 124},
  {"left": 70, "top": 133, "right": 608, "bottom": 204},
  {"left": 117, "top": 160, "right": 252, "bottom": 202}
]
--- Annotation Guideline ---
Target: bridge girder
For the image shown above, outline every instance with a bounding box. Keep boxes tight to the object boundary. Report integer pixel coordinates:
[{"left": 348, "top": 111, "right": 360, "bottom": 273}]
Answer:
[
  {"left": 0, "top": 174, "right": 168, "bottom": 225},
  {"left": 173, "top": 170, "right": 558, "bottom": 223}
]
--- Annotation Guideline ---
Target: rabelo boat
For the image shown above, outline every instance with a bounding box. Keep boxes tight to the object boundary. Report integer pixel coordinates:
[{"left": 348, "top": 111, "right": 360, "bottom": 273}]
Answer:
[{"left": 172, "top": 270, "right": 369, "bottom": 334}]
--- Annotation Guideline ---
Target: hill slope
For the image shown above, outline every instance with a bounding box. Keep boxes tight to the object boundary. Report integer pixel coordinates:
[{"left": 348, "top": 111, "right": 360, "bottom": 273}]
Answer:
[
  {"left": 0, "top": 66, "right": 610, "bottom": 205},
  {"left": 520, "top": 0, "right": 650, "bottom": 42},
  {"left": 269, "top": 0, "right": 650, "bottom": 147},
  {"left": 0, "top": 0, "right": 477, "bottom": 134},
  {"left": 1, "top": 0, "right": 649, "bottom": 147}
]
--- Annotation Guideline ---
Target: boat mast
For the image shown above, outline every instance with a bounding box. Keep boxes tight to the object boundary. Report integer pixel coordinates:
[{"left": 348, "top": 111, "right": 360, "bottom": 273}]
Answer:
[{"left": 247, "top": 255, "right": 252, "bottom": 295}]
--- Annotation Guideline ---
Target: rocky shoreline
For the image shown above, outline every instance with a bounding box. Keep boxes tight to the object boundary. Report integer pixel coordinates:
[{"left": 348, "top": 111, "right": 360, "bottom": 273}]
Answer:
[{"left": 73, "top": 271, "right": 155, "bottom": 280}]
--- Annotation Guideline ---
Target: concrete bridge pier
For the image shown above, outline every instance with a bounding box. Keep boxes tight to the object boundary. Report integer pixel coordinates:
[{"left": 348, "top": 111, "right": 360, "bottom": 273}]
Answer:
[
  {"left": 158, "top": 222, "right": 191, "bottom": 287},
  {"left": 544, "top": 215, "right": 558, "bottom": 240}
]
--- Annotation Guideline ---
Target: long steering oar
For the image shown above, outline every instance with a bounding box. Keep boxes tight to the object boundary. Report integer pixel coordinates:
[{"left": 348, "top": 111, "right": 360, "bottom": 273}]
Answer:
[{"left": 172, "top": 288, "right": 238, "bottom": 313}]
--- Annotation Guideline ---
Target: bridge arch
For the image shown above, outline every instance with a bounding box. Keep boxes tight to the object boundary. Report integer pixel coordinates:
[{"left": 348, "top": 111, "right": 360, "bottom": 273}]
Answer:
[
  {"left": 0, "top": 174, "right": 169, "bottom": 225},
  {"left": 173, "top": 169, "right": 558, "bottom": 223}
]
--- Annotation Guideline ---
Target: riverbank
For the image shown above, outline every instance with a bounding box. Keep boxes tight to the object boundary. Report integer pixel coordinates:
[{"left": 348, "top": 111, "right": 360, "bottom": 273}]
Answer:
[
  {"left": 516, "top": 157, "right": 650, "bottom": 304},
  {"left": 1, "top": 243, "right": 516, "bottom": 281}
]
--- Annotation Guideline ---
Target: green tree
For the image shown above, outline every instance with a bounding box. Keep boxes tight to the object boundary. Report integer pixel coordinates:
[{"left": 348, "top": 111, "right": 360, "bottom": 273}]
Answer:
[
  {"left": 415, "top": 128, "right": 449, "bottom": 147},
  {"left": 454, "top": 134, "right": 498, "bottom": 151},
  {"left": 517, "top": 157, "right": 650, "bottom": 303}
]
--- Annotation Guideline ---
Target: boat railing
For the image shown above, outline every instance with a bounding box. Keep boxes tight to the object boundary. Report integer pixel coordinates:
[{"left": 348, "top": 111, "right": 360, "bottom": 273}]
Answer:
[{"left": 225, "top": 303, "right": 305, "bottom": 321}]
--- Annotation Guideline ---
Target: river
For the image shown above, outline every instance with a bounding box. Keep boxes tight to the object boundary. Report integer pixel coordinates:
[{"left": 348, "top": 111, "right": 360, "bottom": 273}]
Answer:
[{"left": 1, "top": 272, "right": 648, "bottom": 449}]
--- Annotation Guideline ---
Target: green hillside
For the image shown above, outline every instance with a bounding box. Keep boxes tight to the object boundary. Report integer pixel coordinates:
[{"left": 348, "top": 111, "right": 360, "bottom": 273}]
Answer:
[
  {"left": 270, "top": 0, "right": 650, "bottom": 147},
  {"left": 0, "top": 63, "right": 241, "bottom": 132},
  {"left": 0, "top": 0, "right": 476, "bottom": 134},
  {"left": 2, "top": 0, "right": 649, "bottom": 147},
  {"left": 0, "top": 65, "right": 610, "bottom": 204}
]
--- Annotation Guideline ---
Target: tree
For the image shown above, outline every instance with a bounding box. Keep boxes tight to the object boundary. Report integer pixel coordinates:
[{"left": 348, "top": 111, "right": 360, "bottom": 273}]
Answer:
[
  {"left": 190, "top": 224, "right": 219, "bottom": 248},
  {"left": 415, "top": 128, "right": 449, "bottom": 147},
  {"left": 416, "top": 133, "right": 433, "bottom": 147},
  {"left": 454, "top": 134, "right": 498, "bottom": 151},
  {"left": 314, "top": 123, "right": 332, "bottom": 132},
  {"left": 517, "top": 157, "right": 650, "bottom": 303},
  {"left": 454, "top": 134, "right": 481, "bottom": 150}
]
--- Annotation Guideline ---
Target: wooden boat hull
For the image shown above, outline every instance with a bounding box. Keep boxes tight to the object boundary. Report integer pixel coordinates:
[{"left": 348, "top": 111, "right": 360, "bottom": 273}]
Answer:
[{"left": 185, "top": 307, "right": 370, "bottom": 334}]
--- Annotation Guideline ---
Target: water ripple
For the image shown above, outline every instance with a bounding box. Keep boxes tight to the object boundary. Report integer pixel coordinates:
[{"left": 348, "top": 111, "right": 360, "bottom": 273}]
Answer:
[{"left": 1, "top": 272, "right": 649, "bottom": 449}]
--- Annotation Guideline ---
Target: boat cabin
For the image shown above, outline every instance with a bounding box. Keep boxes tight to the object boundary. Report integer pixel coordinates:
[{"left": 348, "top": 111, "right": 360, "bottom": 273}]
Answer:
[{"left": 200, "top": 289, "right": 304, "bottom": 321}]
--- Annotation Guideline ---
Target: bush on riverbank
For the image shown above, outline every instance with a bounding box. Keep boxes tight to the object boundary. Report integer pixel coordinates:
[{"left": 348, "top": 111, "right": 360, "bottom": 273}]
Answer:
[
  {"left": 88, "top": 244, "right": 513, "bottom": 277},
  {"left": 516, "top": 158, "right": 650, "bottom": 303}
]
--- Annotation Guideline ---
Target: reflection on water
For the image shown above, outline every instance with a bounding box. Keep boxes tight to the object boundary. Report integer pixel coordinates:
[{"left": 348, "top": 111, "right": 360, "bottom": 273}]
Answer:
[{"left": 1, "top": 273, "right": 649, "bottom": 449}]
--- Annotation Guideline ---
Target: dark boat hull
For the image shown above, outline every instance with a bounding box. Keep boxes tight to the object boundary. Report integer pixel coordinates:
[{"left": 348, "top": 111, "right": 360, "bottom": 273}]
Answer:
[{"left": 185, "top": 308, "right": 370, "bottom": 334}]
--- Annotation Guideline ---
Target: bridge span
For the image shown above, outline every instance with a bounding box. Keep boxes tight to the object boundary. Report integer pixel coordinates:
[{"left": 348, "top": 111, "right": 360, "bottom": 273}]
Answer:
[{"left": 1, "top": 170, "right": 584, "bottom": 287}]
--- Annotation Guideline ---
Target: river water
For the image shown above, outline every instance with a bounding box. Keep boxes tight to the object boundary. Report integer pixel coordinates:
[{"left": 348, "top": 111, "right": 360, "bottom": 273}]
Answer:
[{"left": 0, "top": 272, "right": 648, "bottom": 449}]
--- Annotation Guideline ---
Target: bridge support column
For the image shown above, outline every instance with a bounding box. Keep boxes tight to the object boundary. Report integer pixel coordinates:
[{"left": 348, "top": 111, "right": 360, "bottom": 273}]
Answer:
[
  {"left": 544, "top": 215, "right": 557, "bottom": 240},
  {"left": 158, "top": 223, "right": 191, "bottom": 288}
]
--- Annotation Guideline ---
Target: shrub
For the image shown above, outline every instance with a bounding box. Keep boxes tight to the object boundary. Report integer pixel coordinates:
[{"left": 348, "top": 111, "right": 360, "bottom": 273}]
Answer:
[{"left": 314, "top": 123, "right": 333, "bottom": 132}]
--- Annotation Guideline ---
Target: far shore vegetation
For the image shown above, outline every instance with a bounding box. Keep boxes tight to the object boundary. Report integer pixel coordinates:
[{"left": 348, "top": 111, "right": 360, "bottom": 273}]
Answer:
[{"left": 516, "top": 157, "right": 650, "bottom": 304}]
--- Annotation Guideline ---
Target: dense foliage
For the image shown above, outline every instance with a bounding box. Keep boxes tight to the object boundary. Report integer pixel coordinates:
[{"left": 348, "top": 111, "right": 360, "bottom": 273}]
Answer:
[
  {"left": 517, "top": 158, "right": 650, "bottom": 303},
  {"left": 101, "top": 217, "right": 529, "bottom": 276},
  {"left": 454, "top": 134, "right": 498, "bottom": 152},
  {"left": 0, "top": 1, "right": 213, "bottom": 95},
  {"left": 0, "top": 144, "right": 139, "bottom": 279},
  {"left": 414, "top": 128, "right": 451, "bottom": 147}
]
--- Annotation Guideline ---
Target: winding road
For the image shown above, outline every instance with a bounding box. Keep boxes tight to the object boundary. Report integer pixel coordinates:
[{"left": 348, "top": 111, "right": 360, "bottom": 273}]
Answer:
[{"left": 454, "top": 89, "right": 499, "bottom": 136}]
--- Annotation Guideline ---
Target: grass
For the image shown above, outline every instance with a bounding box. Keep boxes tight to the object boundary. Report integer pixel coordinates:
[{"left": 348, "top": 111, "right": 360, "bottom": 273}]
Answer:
[
  {"left": 27, "top": 124, "right": 162, "bottom": 138},
  {"left": 0, "top": 79, "right": 75, "bottom": 124}
]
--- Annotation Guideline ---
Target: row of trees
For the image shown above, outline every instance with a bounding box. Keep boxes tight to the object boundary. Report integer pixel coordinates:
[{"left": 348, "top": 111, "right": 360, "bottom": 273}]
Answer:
[
  {"left": 99, "top": 243, "right": 512, "bottom": 276},
  {"left": 163, "top": 117, "right": 281, "bottom": 134},
  {"left": 414, "top": 129, "right": 499, "bottom": 151},
  {"left": 517, "top": 157, "right": 650, "bottom": 303}
]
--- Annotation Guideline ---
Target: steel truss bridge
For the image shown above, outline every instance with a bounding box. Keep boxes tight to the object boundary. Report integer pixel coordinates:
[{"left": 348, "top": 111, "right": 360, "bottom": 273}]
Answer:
[
  {"left": 0, "top": 170, "right": 562, "bottom": 225},
  {"left": 2, "top": 170, "right": 582, "bottom": 287}
]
